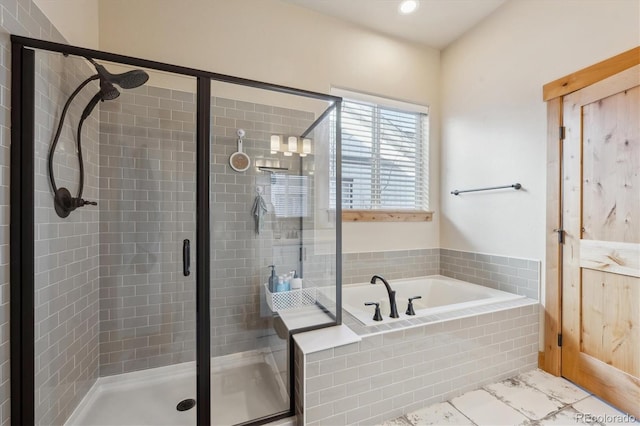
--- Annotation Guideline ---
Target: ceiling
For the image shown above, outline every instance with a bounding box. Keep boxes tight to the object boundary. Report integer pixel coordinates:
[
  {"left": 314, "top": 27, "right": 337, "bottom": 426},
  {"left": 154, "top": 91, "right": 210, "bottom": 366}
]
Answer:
[{"left": 281, "top": 0, "right": 507, "bottom": 49}]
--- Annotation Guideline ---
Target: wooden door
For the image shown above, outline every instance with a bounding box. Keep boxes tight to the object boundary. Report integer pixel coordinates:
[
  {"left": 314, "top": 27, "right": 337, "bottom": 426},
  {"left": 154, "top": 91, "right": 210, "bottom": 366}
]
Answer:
[{"left": 561, "top": 64, "right": 640, "bottom": 417}]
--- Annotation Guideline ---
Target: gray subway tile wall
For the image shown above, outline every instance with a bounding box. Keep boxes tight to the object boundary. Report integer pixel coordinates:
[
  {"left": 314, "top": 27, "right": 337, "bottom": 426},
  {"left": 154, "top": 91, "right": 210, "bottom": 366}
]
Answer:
[
  {"left": 341, "top": 248, "right": 539, "bottom": 301},
  {"left": 98, "top": 87, "right": 317, "bottom": 371},
  {"left": 1, "top": 1, "right": 72, "bottom": 423},
  {"left": 440, "top": 249, "right": 540, "bottom": 300},
  {"left": 33, "top": 44, "right": 101, "bottom": 425},
  {"left": 97, "top": 83, "right": 198, "bottom": 375},
  {"left": 342, "top": 249, "right": 440, "bottom": 285},
  {"left": 300, "top": 303, "right": 539, "bottom": 425},
  {"left": 100, "top": 86, "right": 322, "bottom": 375},
  {"left": 210, "top": 95, "right": 314, "bottom": 358}
]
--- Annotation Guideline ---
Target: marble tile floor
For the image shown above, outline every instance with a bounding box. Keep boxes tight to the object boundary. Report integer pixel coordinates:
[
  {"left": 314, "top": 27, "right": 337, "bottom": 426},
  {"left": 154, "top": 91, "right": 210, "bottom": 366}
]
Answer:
[{"left": 383, "top": 369, "right": 638, "bottom": 426}]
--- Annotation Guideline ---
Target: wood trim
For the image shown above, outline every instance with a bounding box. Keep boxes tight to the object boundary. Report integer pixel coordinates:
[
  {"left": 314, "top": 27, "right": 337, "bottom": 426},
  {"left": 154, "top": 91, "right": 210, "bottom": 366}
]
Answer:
[
  {"left": 580, "top": 240, "right": 640, "bottom": 278},
  {"left": 543, "top": 96, "right": 562, "bottom": 376},
  {"left": 543, "top": 46, "right": 640, "bottom": 100},
  {"left": 342, "top": 210, "right": 433, "bottom": 222},
  {"left": 566, "top": 64, "right": 640, "bottom": 106},
  {"left": 560, "top": 87, "right": 585, "bottom": 382}
]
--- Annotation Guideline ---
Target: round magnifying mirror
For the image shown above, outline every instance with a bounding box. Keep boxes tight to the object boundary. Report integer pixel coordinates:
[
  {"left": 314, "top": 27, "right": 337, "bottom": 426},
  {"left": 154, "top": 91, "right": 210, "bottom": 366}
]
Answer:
[{"left": 229, "top": 130, "right": 250, "bottom": 172}]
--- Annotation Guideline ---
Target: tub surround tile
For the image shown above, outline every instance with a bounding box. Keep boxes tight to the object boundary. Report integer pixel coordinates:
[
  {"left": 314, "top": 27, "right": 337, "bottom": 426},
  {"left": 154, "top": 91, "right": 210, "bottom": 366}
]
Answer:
[
  {"left": 343, "top": 248, "right": 541, "bottom": 301},
  {"left": 344, "top": 297, "right": 538, "bottom": 337},
  {"left": 450, "top": 389, "right": 529, "bottom": 426},
  {"left": 405, "top": 402, "right": 474, "bottom": 425},
  {"left": 301, "top": 304, "right": 538, "bottom": 425},
  {"left": 342, "top": 249, "right": 439, "bottom": 285},
  {"left": 440, "top": 249, "right": 540, "bottom": 300}
]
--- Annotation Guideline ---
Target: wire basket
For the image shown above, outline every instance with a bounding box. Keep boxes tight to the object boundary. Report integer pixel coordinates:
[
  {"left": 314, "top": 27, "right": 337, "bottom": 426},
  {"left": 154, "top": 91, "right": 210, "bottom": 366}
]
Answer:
[{"left": 264, "top": 284, "right": 317, "bottom": 312}]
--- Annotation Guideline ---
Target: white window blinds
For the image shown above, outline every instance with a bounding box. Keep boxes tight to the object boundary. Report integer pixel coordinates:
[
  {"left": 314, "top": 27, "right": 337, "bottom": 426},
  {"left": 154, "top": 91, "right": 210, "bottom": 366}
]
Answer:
[
  {"left": 331, "top": 96, "right": 429, "bottom": 211},
  {"left": 270, "top": 174, "right": 309, "bottom": 218}
]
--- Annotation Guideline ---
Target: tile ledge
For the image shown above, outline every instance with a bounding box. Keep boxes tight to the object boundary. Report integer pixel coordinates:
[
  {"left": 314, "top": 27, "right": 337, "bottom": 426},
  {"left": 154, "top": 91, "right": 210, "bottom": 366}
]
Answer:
[{"left": 293, "top": 325, "right": 361, "bottom": 354}]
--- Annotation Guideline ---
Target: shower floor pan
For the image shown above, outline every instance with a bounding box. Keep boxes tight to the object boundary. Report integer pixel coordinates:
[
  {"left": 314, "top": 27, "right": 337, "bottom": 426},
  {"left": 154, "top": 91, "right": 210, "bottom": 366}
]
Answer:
[{"left": 65, "top": 349, "right": 289, "bottom": 426}]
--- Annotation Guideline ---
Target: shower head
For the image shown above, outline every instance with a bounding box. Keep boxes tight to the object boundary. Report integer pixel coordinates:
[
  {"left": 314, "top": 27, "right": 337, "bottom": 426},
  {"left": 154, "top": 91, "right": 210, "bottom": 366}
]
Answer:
[
  {"left": 99, "top": 79, "right": 120, "bottom": 101},
  {"left": 88, "top": 58, "right": 149, "bottom": 89},
  {"left": 48, "top": 57, "right": 150, "bottom": 218},
  {"left": 94, "top": 63, "right": 149, "bottom": 89}
]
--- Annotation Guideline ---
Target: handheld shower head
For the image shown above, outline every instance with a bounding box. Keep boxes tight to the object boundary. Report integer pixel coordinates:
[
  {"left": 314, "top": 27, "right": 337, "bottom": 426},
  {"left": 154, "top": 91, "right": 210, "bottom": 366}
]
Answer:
[
  {"left": 99, "top": 79, "right": 120, "bottom": 100},
  {"left": 92, "top": 62, "right": 149, "bottom": 89},
  {"left": 48, "top": 57, "right": 150, "bottom": 218}
]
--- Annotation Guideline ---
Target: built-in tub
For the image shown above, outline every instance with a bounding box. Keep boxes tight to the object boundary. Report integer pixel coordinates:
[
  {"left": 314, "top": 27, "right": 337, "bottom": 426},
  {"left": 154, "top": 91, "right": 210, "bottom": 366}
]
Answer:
[{"left": 343, "top": 275, "right": 525, "bottom": 326}]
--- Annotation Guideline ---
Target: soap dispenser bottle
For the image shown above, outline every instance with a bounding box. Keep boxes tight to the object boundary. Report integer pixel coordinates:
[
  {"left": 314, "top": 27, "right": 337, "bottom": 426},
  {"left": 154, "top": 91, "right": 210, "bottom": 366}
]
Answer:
[
  {"left": 268, "top": 265, "right": 277, "bottom": 293},
  {"left": 291, "top": 270, "right": 302, "bottom": 290}
]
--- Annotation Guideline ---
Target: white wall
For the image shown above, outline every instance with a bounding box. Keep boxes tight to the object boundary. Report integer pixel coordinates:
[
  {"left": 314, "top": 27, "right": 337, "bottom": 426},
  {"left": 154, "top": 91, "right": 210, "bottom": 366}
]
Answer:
[
  {"left": 96, "top": 0, "right": 441, "bottom": 253},
  {"left": 440, "top": 0, "right": 639, "bottom": 263},
  {"left": 33, "top": 0, "right": 99, "bottom": 49}
]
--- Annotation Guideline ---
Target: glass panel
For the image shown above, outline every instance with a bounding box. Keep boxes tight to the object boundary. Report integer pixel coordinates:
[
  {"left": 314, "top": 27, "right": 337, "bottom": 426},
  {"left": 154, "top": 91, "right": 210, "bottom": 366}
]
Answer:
[
  {"left": 301, "top": 105, "right": 339, "bottom": 321},
  {"left": 33, "top": 50, "right": 198, "bottom": 425},
  {"left": 209, "top": 82, "right": 338, "bottom": 424}
]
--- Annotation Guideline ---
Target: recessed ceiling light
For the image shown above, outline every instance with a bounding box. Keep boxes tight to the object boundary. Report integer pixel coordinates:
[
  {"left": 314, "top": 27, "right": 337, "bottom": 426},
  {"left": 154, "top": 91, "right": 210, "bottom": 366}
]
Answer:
[{"left": 399, "top": 0, "right": 419, "bottom": 14}]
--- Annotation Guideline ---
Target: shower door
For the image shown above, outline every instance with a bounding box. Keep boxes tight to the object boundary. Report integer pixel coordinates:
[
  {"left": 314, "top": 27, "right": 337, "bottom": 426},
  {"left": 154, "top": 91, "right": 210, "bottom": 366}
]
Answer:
[{"left": 27, "top": 47, "right": 200, "bottom": 425}]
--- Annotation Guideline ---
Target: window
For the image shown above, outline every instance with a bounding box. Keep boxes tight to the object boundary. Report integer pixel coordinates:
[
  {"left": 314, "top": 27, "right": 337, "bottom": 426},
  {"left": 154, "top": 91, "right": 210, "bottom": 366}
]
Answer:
[
  {"left": 271, "top": 174, "right": 309, "bottom": 218},
  {"left": 330, "top": 90, "right": 429, "bottom": 212}
]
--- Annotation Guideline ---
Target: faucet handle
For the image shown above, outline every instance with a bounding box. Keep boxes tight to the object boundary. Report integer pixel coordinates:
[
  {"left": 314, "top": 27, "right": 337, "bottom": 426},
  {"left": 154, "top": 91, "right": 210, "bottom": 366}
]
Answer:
[
  {"left": 406, "top": 296, "right": 422, "bottom": 316},
  {"left": 364, "top": 302, "right": 383, "bottom": 321}
]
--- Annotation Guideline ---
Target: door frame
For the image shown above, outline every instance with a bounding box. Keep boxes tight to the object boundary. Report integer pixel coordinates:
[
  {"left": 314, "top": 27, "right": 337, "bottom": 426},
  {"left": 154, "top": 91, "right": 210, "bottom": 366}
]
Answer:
[{"left": 541, "top": 46, "right": 640, "bottom": 375}]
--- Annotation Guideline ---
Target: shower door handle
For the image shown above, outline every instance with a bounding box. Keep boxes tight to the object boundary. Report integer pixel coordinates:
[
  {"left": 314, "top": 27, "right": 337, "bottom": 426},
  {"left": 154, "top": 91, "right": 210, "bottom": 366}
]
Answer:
[{"left": 183, "top": 239, "right": 191, "bottom": 276}]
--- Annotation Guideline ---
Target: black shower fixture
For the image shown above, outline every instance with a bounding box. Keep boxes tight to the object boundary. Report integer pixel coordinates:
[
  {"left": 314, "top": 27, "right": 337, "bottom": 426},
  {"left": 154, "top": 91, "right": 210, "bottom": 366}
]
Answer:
[
  {"left": 89, "top": 58, "right": 150, "bottom": 90},
  {"left": 48, "top": 57, "right": 149, "bottom": 218}
]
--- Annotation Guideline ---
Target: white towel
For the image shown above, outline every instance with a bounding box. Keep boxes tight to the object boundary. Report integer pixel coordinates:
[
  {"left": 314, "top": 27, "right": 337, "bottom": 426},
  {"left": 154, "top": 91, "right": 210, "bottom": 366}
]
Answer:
[{"left": 251, "top": 193, "right": 267, "bottom": 235}]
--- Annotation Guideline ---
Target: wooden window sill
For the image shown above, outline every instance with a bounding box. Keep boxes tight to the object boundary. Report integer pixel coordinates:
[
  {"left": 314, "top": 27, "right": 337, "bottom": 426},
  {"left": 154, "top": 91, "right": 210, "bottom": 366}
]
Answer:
[{"left": 342, "top": 210, "right": 433, "bottom": 222}]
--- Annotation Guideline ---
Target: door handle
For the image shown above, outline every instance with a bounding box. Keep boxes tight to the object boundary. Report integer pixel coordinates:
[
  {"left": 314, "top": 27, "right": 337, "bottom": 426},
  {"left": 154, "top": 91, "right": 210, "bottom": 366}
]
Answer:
[
  {"left": 183, "top": 239, "right": 191, "bottom": 276},
  {"left": 553, "top": 228, "right": 564, "bottom": 244}
]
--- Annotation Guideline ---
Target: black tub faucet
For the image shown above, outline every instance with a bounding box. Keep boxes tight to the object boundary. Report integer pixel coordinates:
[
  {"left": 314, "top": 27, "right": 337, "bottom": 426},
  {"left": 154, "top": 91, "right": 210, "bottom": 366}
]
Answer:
[
  {"left": 406, "top": 296, "right": 422, "bottom": 315},
  {"left": 364, "top": 302, "right": 383, "bottom": 321},
  {"left": 370, "top": 275, "right": 399, "bottom": 318}
]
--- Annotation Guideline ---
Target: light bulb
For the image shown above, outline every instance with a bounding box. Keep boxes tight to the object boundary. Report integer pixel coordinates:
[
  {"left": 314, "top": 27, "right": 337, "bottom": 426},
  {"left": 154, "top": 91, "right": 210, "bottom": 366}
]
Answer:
[
  {"left": 302, "top": 138, "right": 312, "bottom": 155},
  {"left": 288, "top": 136, "right": 298, "bottom": 153},
  {"left": 270, "top": 135, "right": 281, "bottom": 154}
]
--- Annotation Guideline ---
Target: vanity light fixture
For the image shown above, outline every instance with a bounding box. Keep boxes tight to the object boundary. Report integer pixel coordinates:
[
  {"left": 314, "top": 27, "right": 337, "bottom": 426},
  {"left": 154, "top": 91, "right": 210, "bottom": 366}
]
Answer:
[
  {"left": 270, "top": 135, "right": 281, "bottom": 154},
  {"left": 300, "top": 138, "right": 312, "bottom": 157},
  {"left": 399, "top": 0, "right": 418, "bottom": 14},
  {"left": 269, "top": 134, "right": 312, "bottom": 157},
  {"left": 285, "top": 136, "right": 297, "bottom": 156}
]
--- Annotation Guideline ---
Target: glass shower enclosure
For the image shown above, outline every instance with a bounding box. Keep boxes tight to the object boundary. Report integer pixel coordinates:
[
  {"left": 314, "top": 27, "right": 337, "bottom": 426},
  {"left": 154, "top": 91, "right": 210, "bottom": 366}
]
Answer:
[{"left": 10, "top": 35, "right": 341, "bottom": 426}]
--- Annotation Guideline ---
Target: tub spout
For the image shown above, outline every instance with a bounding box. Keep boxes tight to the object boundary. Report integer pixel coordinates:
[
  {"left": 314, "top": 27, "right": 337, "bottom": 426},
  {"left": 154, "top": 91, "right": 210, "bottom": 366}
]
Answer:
[{"left": 370, "top": 275, "right": 399, "bottom": 318}]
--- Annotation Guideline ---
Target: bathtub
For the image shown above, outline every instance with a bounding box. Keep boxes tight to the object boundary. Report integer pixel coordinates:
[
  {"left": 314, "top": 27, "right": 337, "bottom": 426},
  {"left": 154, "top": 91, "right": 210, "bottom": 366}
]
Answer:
[{"left": 343, "top": 275, "right": 525, "bottom": 326}]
